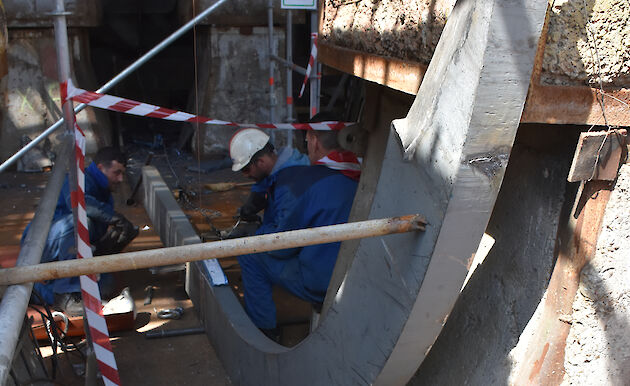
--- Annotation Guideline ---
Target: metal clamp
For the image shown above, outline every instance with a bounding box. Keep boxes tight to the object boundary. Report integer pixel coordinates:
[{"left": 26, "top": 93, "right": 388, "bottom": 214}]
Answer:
[{"left": 157, "top": 307, "right": 184, "bottom": 320}]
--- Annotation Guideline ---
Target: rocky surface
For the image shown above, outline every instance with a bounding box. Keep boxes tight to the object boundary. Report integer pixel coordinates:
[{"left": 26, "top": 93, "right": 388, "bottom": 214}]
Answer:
[
  {"left": 320, "top": 0, "right": 454, "bottom": 64},
  {"left": 543, "top": 0, "right": 630, "bottom": 87},
  {"left": 320, "top": 0, "right": 630, "bottom": 87},
  {"left": 562, "top": 164, "right": 630, "bottom": 384}
]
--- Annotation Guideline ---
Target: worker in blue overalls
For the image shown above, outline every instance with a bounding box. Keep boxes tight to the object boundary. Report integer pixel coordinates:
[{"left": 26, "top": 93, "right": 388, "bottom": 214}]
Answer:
[
  {"left": 24, "top": 147, "right": 138, "bottom": 315},
  {"left": 229, "top": 127, "right": 359, "bottom": 340}
]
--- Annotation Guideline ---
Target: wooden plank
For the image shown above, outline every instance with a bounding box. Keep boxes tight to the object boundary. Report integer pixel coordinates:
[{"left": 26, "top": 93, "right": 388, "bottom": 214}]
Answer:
[{"left": 568, "top": 129, "right": 628, "bottom": 182}]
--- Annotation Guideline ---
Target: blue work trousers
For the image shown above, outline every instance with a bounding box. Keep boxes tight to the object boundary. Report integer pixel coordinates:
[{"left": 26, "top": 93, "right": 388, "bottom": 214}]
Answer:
[
  {"left": 238, "top": 252, "right": 322, "bottom": 329},
  {"left": 31, "top": 214, "right": 112, "bottom": 304}
]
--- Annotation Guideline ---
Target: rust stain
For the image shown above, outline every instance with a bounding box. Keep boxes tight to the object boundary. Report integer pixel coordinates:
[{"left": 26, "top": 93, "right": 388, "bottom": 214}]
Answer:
[
  {"left": 513, "top": 183, "right": 612, "bottom": 384},
  {"left": 529, "top": 342, "right": 550, "bottom": 381}
]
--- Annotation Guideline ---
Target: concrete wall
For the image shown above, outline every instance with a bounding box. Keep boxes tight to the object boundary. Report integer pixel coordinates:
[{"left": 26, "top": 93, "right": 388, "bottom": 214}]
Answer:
[
  {"left": 192, "top": 26, "right": 287, "bottom": 157},
  {"left": 0, "top": 0, "right": 109, "bottom": 165},
  {"left": 562, "top": 164, "right": 630, "bottom": 383},
  {"left": 0, "top": 29, "right": 110, "bottom": 164},
  {"left": 320, "top": 0, "right": 454, "bottom": 64},
  {"left": 178, "top": 0, "right": 299, "bottom": 26}
]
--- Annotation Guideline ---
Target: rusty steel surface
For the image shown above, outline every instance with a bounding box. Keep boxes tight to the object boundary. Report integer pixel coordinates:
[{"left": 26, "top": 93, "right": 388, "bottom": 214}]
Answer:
[
  {"left": 521, "top": 83, "right": 630, "bottom": 126},
  {"left": 319, "top": 41, "right": 427, "bottom": 95},
  {"left": 0, "top": 215, "right": 426, "bottom": 287},
  {"left": 318, "top": 40, "right": 630, "bottom": 126},
  {"left": 512, "top": 181, "right": 613, "bottom": 383},
  {"left": 318, "top": 14, "right": 630, "bottom": 127}
]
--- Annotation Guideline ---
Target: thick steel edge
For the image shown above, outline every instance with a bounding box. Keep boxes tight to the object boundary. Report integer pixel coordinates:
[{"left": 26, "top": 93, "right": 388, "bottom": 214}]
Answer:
[{"left": 147, "top": 1, "right": 550, "bottom": 384}]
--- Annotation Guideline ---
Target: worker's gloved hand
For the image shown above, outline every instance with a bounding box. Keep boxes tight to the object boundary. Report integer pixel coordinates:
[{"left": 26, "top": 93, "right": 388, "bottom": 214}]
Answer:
[
  {"left": 110, "top": 212, "right": 132, "bottom": 229},
  {"left": 95, "top": 213, "right": 139, "bottom": 255},
  {"left": 221, "top": 222, "right": 260, "bottom": 239},
  {"left": 237, "top": 191, "right": 267, "bottom": 222},
  {"left": 109, "top": 212, "right": 136, "bottom": 237}
]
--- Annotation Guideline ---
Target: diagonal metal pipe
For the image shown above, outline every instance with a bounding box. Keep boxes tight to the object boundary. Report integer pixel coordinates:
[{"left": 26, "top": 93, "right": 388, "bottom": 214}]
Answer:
[
  {"left": 0, "top": 0, "right": 229, "bottom": 173},
  {"left": 0, "top": 215, "right": 426, "bottom": 287},
  {"left": 0, "top": 139, "right": 70, "bottom": 386},
  {"left": 271, "top": 54, "right": 308, "bottom": 76}
]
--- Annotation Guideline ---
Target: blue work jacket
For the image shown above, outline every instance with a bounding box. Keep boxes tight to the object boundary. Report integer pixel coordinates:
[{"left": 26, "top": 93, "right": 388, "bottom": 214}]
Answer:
[
  {"left": 262, "top": 165, "right": 358, "bottom": 296},
  {"left": 25, "top": 163, "right": 115, "bottom": 303},
  {"left": 251, "top": 147, "right": 309, "bottom": 236},
  {"left": 53, "top": 162, "right": 115, "bottom": 239}
]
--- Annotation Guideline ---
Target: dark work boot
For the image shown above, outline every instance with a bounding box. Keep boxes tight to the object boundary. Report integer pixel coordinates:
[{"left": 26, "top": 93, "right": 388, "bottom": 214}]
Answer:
[{"left": 54, "top": 292, "right": 84, "bottom": 317}]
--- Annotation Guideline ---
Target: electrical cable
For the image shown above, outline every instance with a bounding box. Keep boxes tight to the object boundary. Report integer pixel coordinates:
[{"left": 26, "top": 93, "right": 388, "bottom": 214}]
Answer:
[{"left": 29, "top": 289, "right": 87, "bottom": 379}]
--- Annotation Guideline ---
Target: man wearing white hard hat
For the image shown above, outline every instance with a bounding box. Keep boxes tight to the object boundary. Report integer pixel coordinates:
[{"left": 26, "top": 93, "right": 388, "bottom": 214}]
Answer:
[
  {"left": 229, "top": 128, "right": 309, "bottom": 234},
  {"left": 229, "top": 126, "right": 358, "bottom": 341}
]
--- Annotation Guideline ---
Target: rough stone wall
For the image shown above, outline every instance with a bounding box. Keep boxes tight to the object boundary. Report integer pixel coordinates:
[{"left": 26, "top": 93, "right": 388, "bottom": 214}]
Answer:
[
  {"left": 320, "top": 0, "right": 454, "bottom": 64},
  {"left": 320, "top": 0, "right": 630, "bottom": 87},
  {"left": 0, "top": 30, "right": 108, "bottom": 163},
  {"left": 562, "top": 164, "right": 630, "bottom": 384},
  {"left": 543, "top": 0, "right": 630, "bottom": 87}
]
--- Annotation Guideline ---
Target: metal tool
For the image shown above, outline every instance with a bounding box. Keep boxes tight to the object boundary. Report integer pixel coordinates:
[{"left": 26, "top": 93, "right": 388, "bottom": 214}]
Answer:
[
  {"left": 221, "top": 218, "right": 242, "bottom": 239},
  {"left": 157, "top": 307, "right": 184, "bottom": 320},
  {"left": 144, "top": 327, "right": 205, "bottom": 339},
  {"left": 144, "top": 285, "right": 154, "bottom": 305},
  {"left": 204, "top": 181, "right": 255, "bottom": 192}
]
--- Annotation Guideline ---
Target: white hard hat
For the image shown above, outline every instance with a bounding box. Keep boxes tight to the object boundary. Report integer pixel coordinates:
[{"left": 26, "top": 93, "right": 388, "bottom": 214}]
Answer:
[{"left": 229, "top": 128, "right": 270, "bottom": 171}]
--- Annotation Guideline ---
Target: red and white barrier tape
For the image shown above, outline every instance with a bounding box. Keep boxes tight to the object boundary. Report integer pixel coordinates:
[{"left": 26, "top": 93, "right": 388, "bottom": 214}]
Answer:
[
  {"left": 298, "top": 32, "right": 318, "bottom": 98},
  {"left": 63, "top": 86, "right": 121, "bottom": 385},
  {"left": 63, "top": 80, "right": 351, "bottom": 131},
  {"left": 74, "top": 124, "right": 121, "bottom": 386}
]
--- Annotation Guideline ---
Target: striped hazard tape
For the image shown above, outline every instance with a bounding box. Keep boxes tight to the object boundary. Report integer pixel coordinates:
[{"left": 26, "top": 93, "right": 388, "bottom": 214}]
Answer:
[
  {"left": 63, "top": 79, "right": 352, "bottom": 131},
  {"left": 72, "top": 124, "right": 121, "bottom": 386},
  {"left": 62, "top": 81, "right": 121, "bottom": 385},
  {"left": 298, "top": 32, "right": 318, "bottom": 98}
]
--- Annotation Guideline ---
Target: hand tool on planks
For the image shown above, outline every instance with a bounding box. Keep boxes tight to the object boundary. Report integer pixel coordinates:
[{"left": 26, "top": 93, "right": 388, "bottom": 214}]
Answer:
[{"left": 204, "top": 181, "right": 254, "bottom": 192}]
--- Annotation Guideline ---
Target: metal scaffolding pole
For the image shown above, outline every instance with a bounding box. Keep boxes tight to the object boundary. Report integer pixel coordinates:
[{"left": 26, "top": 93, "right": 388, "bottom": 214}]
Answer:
[
  {"left": 54, "top": 0, "right": 78, "bottom": 211},
  {"left": 0, "top": 215, "right": 426, "bottom": 287},
  {"left": 309, "top": 10, "right": 319, "bottom": 118},
  {"left": 267, "top": 0, "right": 276, "bottom": 125},
  {"left": 271, "top": 54, "right": 307, "bottom": 75},
  {"left": 286, "top": 10, "right": 294, "bottom": 147},
  {"left": 0, "top": 0, "right": 229, "bottom": 173},
  {"left": 0, "top": 142, "right": 70, "bottom": 385}
]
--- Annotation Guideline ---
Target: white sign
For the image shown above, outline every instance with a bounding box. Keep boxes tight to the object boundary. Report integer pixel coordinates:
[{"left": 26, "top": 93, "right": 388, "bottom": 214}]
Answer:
[{"left": 281, "top": 0, "right": 317, "bottom": 10}]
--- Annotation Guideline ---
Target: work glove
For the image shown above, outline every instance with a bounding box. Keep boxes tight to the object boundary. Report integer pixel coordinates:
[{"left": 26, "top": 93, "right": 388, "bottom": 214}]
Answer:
[
  {"left": 109, "top": 212, "right": 136, "bottom": 238},
  {"left": 98, "top": 212, "right": 139, "bottom": 254},
  {"left": 220, "top": 222, "right": 260, "bottom": 239},
  {"left": 237, "top": 191, "right": 267, "bottom": 223}
]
